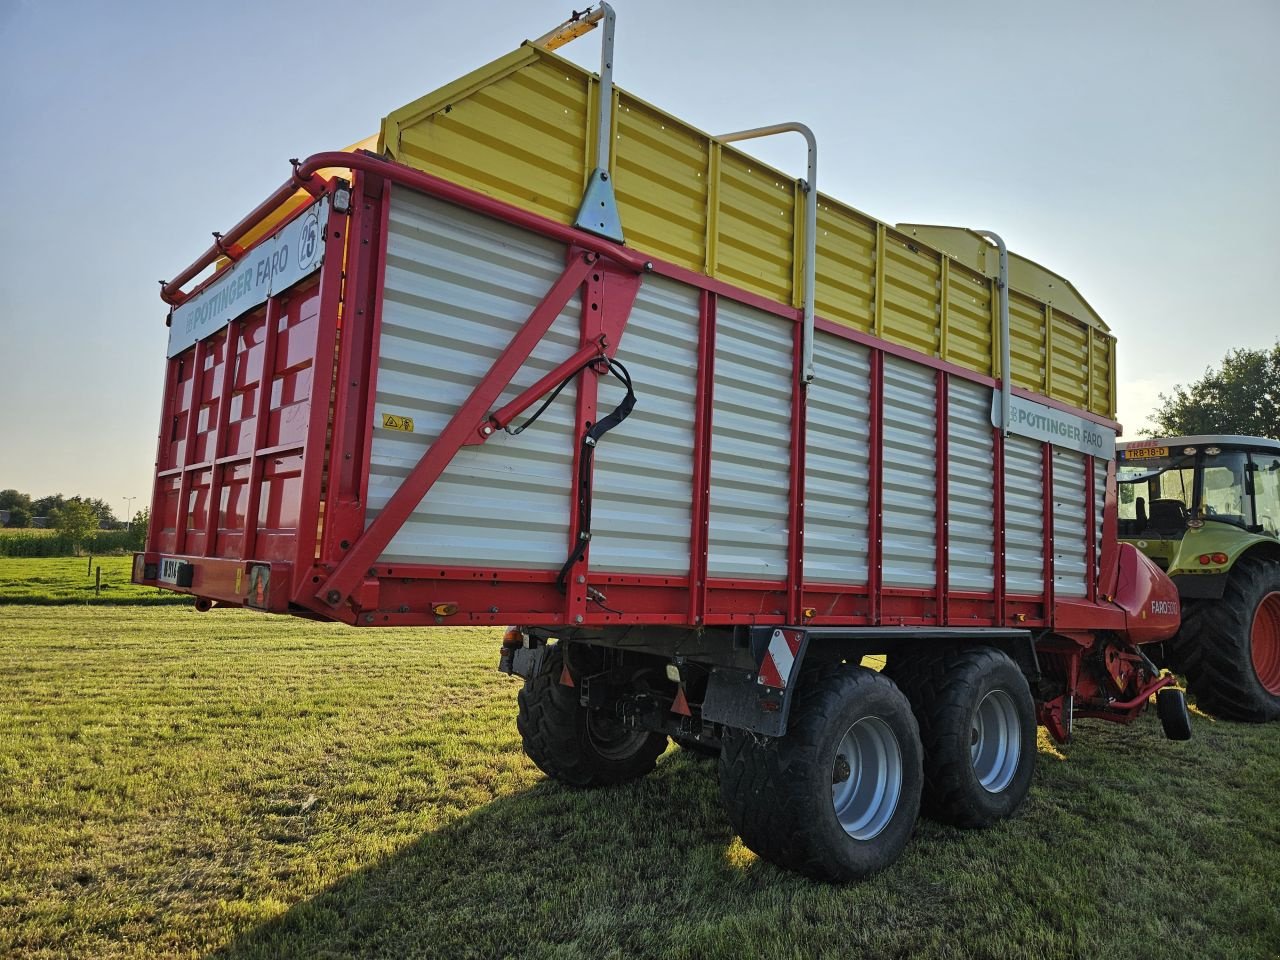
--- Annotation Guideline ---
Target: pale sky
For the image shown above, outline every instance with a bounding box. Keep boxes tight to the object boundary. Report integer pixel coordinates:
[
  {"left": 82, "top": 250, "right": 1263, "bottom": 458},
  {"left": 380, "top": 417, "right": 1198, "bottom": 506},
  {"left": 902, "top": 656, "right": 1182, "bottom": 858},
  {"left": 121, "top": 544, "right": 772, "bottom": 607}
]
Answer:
[{"left": 1, "top": 0, "right": 1277, "bottom": 510}]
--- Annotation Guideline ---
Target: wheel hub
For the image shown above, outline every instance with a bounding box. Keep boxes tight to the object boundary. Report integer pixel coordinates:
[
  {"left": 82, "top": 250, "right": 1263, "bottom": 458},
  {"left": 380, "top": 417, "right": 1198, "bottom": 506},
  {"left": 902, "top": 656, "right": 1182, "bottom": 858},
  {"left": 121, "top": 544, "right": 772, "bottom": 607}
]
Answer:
[
  {"left": 585, "top": 711, "right": 650, "bottom": 761},
  {"left": 830, "top": 716, "right": 903, "bottom": 841},
  {"left": 971, "top": 689, "right": 1021, "bottom": 793}
]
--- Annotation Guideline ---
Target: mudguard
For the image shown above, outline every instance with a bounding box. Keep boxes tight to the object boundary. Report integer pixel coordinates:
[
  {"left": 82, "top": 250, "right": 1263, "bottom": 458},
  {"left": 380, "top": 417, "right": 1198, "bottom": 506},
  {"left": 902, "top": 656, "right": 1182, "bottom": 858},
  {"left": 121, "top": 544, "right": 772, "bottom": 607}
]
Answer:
[{"left": 1113, "top": 542, "right": 1182, "bottom": 644}]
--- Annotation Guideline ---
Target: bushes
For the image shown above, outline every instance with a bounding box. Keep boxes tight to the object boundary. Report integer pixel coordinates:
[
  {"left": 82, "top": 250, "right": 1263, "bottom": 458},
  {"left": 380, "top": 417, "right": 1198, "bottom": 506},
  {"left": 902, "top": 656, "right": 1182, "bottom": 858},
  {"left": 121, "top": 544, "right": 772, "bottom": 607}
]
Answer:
[{"left": 0, "top": 528, "right": 143, "bottom": 557}]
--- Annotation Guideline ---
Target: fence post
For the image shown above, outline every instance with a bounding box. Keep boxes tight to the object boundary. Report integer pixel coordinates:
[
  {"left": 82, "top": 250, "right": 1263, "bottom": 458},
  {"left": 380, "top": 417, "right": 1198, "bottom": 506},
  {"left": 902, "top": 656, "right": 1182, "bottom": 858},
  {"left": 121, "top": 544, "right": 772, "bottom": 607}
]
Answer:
[
  {"left": 88, "top": 553, "right": 93, "bottom": 576},
  {"left": 95, "top": 566, "right": 101, "bottom": 597}
]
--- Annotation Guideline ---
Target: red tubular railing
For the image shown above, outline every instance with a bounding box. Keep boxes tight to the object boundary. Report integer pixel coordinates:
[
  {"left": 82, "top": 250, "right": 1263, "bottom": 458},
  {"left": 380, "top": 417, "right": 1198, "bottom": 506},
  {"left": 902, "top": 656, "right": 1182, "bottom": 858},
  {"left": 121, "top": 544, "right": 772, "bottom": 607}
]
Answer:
[
  {"left": 160, "top": 150, "right": 651, "bottom": 306},
  {"left": 1103, "top": 673, "right": 1176, "bottom": 712}
]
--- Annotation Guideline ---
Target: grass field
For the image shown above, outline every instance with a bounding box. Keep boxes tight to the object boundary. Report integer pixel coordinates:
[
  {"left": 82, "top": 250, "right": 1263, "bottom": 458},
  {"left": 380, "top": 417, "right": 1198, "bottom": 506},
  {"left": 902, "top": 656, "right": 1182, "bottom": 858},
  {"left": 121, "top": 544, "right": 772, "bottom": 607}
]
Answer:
[
  {"left": 0, "top": 557, "right": 190, "bottom": 605},
  {"left": 1, "top": 561, "right": 1278, "bottom": 959}
]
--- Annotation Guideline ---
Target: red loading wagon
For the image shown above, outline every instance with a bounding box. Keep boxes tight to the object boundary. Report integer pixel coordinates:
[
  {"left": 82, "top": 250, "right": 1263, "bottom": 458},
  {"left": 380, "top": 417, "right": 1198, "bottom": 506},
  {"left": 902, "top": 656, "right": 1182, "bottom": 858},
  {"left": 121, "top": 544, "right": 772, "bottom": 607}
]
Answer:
[{"left": 135, "top": 4, "right": 1189, "bottom": 879}]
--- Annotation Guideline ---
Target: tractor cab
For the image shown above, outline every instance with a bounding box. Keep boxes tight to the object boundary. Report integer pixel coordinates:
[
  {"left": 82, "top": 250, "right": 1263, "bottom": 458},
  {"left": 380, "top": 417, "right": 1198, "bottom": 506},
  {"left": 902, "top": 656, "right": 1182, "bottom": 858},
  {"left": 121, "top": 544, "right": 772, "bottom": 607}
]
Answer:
[{"left": 1117, "top": 435, "right": 1280, "bottom": 590}]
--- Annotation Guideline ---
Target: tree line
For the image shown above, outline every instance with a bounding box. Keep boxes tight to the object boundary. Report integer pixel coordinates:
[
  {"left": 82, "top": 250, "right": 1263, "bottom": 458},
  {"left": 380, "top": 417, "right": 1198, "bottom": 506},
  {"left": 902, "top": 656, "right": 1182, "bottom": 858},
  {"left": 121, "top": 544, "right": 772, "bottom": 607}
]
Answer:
[
  {"left": 1145, "top": 342, "right": 1279, "bottom": 440},
  {"left": 0, "top": 490, "right": 144, "bottom": 530},
  {"left": 0, "top": 490, "right": 150, "bottom": 556}
]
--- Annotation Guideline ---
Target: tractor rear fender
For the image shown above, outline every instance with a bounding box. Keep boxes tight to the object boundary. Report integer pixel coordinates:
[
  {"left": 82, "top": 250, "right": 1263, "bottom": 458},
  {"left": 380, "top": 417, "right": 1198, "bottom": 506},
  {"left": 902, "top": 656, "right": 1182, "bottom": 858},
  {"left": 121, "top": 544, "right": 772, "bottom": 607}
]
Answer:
[{"left": 1172, "top": 540, "right": 1280, "bottom": 601}]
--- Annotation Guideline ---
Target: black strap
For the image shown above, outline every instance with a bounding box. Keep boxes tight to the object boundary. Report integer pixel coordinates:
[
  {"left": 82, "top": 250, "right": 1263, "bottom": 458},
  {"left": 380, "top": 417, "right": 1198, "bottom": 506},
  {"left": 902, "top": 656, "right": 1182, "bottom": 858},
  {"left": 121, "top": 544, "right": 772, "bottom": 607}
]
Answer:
[{"left": 556, "top": 357, "right": 635, "bottom": 593}]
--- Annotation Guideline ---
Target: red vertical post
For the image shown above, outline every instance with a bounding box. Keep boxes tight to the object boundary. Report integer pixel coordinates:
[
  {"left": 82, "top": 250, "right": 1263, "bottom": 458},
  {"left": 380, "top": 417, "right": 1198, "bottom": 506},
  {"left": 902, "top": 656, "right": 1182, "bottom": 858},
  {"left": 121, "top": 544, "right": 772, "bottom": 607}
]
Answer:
[
  {"left": 353, "top": 186, "right": 394, "bottom": 531},
  {"left": 687, "top": 290, "right": 716, "bottom": 627},
  {"left": 174, "top": 337, "right": 209, "bottom": 555},
  {"left": 1042, "top": 443, "right": 1055, "bottom": 624},
  {"left": 993, "top": 425, "right": 1006, "bottom": 625},
  {"left": 563, "top": 261, "right": 605, "bottom": 625},
  {"left": 935, "top": 370, "right": 950, "bottom": 625},
  {"left": 868, "top": 350, "right": 884, "bottom": 625},
  {"left": 294, "top": 203, "right": 352, "bottom": 580},
  {"left": 240, "top": 298, "right": 282, "bottom": 561},
  {"left": 1097, "top": 458, "right": 1121, "bottom": 600},
  {"left": 1084, "top": 454, "right": 1097, "bottom": 603},
  {"left": 203, "top": 327, "right": 239, "bottom": 553},
  {"left": 786, "top": 320, "right": 808, "bottom": 624},
  {"left": 321, "top": 174, "right": 387, "bottom": 565}
]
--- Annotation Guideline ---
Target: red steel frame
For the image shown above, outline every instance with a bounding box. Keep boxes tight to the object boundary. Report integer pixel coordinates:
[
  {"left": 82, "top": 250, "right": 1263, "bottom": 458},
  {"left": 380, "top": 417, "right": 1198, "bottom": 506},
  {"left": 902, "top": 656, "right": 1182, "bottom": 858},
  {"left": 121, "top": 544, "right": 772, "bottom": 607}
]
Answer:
[{"left": 142, "top": 149, "right": 1129, "bottom": 638}]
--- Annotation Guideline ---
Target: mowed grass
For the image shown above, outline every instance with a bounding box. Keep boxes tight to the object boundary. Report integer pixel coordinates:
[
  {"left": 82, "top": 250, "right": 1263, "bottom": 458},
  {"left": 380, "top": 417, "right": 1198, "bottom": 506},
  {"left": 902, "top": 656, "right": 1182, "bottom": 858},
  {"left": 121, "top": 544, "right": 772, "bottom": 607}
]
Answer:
[
  {"left": 0, "top": 586, "right": 1277, "bottom": 957},
  {"left": 0, "top": 557, "right": 189, "bottom": 606}
]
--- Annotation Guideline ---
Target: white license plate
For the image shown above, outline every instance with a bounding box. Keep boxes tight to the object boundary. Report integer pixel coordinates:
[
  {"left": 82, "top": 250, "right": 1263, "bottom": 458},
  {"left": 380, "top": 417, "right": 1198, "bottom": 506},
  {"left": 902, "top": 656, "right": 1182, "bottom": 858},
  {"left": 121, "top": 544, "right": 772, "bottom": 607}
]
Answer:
[{"left": 158, "top": 557, "right": 185, "bottom": 585}]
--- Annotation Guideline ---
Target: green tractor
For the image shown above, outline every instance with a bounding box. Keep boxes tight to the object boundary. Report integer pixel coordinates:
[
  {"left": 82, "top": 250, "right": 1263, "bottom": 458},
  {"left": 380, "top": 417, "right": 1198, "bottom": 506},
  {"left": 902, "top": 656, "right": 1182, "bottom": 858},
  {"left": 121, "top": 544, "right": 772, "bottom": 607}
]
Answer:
[{"left": 1117, "top": 435, "right": 1280, "bottom": 722}]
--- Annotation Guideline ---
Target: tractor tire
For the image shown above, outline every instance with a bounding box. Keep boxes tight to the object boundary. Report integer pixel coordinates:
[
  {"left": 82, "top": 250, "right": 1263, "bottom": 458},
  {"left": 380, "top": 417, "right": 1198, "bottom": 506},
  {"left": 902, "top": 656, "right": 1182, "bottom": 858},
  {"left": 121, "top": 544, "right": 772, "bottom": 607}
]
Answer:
[
  {"left": 717, "top": 665, "right": 922, "bottom": 881},
  {"left": 516, "top": 643, "right": 668, "bottom": 787},
  {"left": 886, "top": 647, "right": 1037, "bottom": 828},
  {"left": 1166, "top": 558, "right": 1280, "bottom": 723}
]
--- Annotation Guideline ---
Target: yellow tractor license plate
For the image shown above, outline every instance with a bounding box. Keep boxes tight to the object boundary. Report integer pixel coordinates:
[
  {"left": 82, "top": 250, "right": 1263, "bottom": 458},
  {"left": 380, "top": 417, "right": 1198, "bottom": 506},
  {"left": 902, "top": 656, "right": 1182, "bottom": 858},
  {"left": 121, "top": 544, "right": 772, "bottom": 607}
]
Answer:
[{"left": 1121, "top": 446, "right": 1169, "bottom": 460}]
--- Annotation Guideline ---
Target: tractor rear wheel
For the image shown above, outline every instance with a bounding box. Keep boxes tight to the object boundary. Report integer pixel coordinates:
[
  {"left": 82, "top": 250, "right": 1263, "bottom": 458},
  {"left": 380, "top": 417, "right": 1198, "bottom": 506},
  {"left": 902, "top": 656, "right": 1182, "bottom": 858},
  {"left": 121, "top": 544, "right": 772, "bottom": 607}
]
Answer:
[
  {"left": 516, "top": 643, "right": 668, "bottom": 786},
  {"left": 1167, "top": 558, "right": 1280, "bottom": 723},
  {"left": 717, "top": 665, "right": 923, "bottom": 881},
  {"left": 887, "top": 647, "right": 1037, "bottom": 828}
]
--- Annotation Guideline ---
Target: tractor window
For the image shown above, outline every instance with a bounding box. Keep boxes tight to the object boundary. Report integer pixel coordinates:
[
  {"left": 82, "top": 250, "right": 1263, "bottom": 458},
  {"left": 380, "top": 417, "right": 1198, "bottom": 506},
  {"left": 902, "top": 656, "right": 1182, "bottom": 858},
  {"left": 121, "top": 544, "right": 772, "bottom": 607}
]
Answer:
[
  {"left": 1117, "top": 456, "right": 1194, "bottom": 536},
  {"left": 1200, "top": 450, "right": 1250, "bottom": 528},
  {"left": 1253, "top": 454, "right": 1280, "bottom": 538},
  {"left": 1157, "top": 467, "right": 1195, "bottom": 509}
]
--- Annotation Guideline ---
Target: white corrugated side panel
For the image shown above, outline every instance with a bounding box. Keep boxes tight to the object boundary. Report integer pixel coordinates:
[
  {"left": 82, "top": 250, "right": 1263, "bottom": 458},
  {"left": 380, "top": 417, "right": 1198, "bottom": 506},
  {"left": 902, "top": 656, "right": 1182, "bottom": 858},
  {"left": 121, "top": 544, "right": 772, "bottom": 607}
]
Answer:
[
  {"left": 1094, "top": 457, "right": 1107, "bottom": 576},
  {"left": 590, "top": 276, "right": 699, "bottom": 574},
  {"left": 881, "top": 355, "right": 936, "bottom": 588},
  {"left": 948, "top": 378, "right": 995, "bottom": 591},
  {"left": 707, "top": 299, "right": 792, "bottom": 579},
  {"left": 803, "top": 331, "right": 871, "bottom": 584},
  {"left": 1053, "top": 448, "right": 1088, "bottom": 597},
  {"left": 1004, "top": 434, "right": 1045, "bottom": 594},
  {"left": 368, "top": 189, "right": 581, "bottom": 568}
]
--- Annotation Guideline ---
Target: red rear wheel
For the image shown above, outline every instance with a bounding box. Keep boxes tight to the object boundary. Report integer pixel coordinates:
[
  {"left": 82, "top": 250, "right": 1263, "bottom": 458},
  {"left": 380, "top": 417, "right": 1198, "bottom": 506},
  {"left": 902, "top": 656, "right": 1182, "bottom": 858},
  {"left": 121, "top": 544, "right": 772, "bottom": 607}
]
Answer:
[
  {"left": 1252, "top": 591, "right": 1280, "bottom": 695},
  {"left": 1166, "top": 559, "right": 1280, "bottom": 722}
]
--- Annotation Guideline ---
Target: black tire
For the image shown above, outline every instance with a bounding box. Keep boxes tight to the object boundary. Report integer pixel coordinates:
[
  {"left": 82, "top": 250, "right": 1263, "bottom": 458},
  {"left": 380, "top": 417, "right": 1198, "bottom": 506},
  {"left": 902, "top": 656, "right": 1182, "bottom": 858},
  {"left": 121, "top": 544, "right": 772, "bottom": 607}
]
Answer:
[
  {"left": 516, "top": 643, "right": 668, "bottom": 786},
  {"left": 887, "top": 646, "right": 1036, "bottom": 828},
  {"left": 1165, "top": 558, "right": 1280, "bottom": 723},
  {"left": 717, "top": 665, "right": 923, "bottom": 881},
  {"left": 1156, "top": 687, "right": 1192, "bottom": 741}
]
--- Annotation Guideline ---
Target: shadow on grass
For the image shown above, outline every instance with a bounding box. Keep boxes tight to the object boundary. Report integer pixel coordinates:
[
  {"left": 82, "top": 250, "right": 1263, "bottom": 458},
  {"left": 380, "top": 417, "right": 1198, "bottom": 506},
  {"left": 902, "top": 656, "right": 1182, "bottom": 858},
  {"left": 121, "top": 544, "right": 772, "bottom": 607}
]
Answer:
[{"left": 210, "top": 750, "right": 780, "bottom": 960}]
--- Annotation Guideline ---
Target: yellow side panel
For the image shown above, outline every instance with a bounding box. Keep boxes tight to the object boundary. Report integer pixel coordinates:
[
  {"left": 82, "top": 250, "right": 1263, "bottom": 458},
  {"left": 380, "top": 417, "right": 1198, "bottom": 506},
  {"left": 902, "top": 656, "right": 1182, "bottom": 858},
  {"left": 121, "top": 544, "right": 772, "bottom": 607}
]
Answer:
[
  {"left": 945, "top": 266, "right": 994, "bottom": 376},
  {"left": 880, "top": 232, "right": 942, "bottom": 357},
  {"left": 814, "top": 202, "right": 877, "bottom": 334},
  {"left": 1009, "top": 292, "right": 1046, "bottom": 391},
  {"left": 714, "top": 149, "right": 795, "bottom": 306},
  {"left": 614, "top": 96, "right": 708, "bottom": 274},
  {"left": 377, "top": 46, "right": 1117, "bottom": 418},
  {"left": 1091, "top": 332, "right": 1114, "bottom": 416},
  {"left": 1049, "top": 312, "right": 1090, "bottom": 410},
  {"left": 394, "top": 55, "right": 588, "bottom": 225}
]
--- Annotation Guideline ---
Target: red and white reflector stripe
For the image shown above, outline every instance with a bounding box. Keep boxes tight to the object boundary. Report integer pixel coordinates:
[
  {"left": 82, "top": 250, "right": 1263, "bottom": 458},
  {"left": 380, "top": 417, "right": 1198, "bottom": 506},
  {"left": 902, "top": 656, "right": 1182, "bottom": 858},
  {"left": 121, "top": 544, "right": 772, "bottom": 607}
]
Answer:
[{"left": 757, "top": 629, "right": 803, "bottom": 690}]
